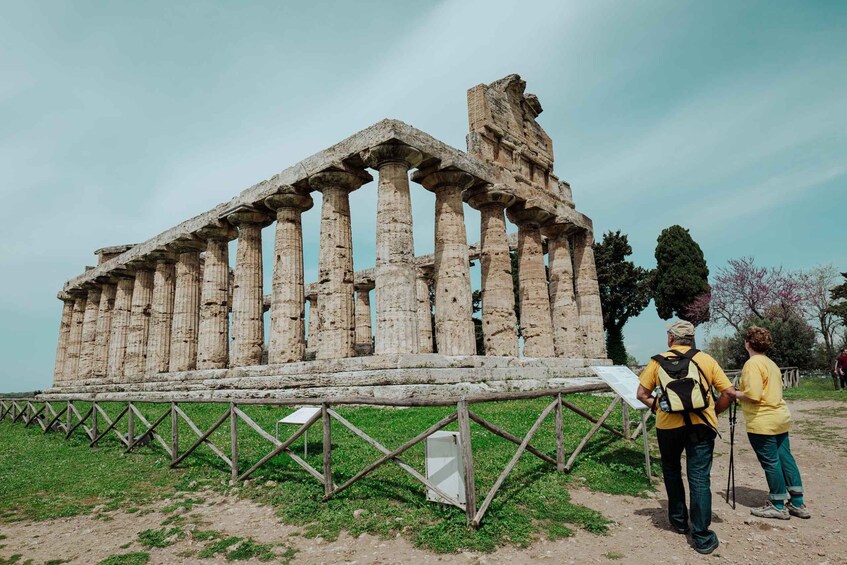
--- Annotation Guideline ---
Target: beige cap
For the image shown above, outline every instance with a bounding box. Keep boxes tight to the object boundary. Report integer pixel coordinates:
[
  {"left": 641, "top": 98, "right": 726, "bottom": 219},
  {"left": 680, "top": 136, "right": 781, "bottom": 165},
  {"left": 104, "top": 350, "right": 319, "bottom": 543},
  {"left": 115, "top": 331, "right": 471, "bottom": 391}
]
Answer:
[{"left": 667, "top": 320, "right": 695, "bottom": 339}]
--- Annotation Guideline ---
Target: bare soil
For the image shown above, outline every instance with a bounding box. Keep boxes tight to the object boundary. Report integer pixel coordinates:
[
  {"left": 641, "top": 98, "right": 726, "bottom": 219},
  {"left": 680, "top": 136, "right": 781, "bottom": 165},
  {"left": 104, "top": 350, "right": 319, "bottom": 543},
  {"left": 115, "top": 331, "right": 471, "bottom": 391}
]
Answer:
[{"left": 1, "top": 399, "right": 845, "bottom": 564}]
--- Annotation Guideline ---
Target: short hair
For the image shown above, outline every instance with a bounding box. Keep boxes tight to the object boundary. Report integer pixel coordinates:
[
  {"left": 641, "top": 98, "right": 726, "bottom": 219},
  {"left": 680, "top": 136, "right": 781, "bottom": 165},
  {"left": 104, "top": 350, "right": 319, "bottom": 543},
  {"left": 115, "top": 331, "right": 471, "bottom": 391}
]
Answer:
[
  {"left": 745, "top": 326, "right": 773, "bottom": 353},
  {"left": 670, "top": 333, "right": 695, "bottom": 347}
]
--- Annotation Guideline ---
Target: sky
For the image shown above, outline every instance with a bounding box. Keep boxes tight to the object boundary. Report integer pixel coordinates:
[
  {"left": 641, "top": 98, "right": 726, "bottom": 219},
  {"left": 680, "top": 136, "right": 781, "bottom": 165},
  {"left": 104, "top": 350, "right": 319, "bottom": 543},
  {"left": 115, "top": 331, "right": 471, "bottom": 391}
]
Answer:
[{"left": 1, "top": 1, "right": 845, "bottom": 392}]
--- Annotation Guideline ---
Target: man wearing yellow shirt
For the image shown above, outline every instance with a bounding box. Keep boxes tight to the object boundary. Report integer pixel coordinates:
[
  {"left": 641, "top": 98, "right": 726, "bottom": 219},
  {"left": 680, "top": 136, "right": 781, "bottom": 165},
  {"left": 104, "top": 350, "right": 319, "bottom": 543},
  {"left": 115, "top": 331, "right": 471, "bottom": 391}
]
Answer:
[
  {"left": 636, "top": 320, "right": 736, "bottom": 555},
  {"left": 733, "top": 325, "right": 810, "bottom": 520}
]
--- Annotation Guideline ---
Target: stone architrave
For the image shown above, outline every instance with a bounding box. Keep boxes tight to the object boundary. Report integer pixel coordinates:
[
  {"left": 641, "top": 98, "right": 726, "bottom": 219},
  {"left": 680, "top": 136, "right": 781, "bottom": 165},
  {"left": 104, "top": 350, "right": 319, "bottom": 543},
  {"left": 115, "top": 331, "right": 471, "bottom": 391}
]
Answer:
[
  {"left": 124, "top": 267, "right": 155, "bottom": 378},
  {"left": 107, "top": 275, "right": 135, "bottom": 379},
  {"left": 63, "top": 295, "right": 87, "bottom": 381},
  {"left": 310, "top": 169, "right": 370, "bottom": 359},
  {"left": 169, "top": 239, "right": 204, "bottom": 372},
  {"left": 227, "top": 207, "right": 271, "bottom": 367},
  {"left": 465, "top": 185, "right": 518, "bottom": 357},
  {"left": 573, "top": 229, "right": 607, "bottom": 359},
  {"left": 78, "top": 286, "right": 102, "bottom": 378},
  {"left": 544, "top": 223, "right": 581, "bottom": 358},
  {"left": 146, "top": 254, "right": 177, "bottom": 373},
  {"left": 196, "top": 222, "right": 236, "bottom": 370},
  {"left": 415, "top": 268, "right": 434, "bottom": 353},
  {"left": 93, "top": 282, "right": 117, "bottom": 377},
  {"left": 508, "top": 204, "right": 555, "bottom": 358},
  {"left": 354, "top": 283, "right": 373, "bottom": 353},
  {"left": 264, "top": 190, "right": 314, "bottom": 364},
  {"left": 363, "top": 143, "right": 423, "bottom": 355},
  {"left": 414, "top": 168, "right": 476, "bottom": 355},
  {"left": 53, "top": 295, "right": 75, "bottom": 384}
]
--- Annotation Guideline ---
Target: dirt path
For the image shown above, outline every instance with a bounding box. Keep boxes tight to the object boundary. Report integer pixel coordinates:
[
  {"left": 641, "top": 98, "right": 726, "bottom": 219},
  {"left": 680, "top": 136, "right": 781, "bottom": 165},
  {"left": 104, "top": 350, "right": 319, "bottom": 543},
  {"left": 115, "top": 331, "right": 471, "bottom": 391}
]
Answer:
[{"left": 2, "top": 399, "right": 846, "bottom": 564}]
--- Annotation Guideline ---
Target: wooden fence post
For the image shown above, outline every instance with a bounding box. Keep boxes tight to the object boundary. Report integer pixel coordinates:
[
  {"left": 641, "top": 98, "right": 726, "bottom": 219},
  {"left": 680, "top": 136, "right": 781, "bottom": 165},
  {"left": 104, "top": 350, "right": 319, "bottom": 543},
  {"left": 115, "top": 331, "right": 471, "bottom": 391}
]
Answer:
[
  {"left": 171, "top": 402, "right": 178, "bottom": 465},
  {"left": 230, "top": 403, "right": 238, "bottom": 480},
  {"left": 91, "top": 402, "right": 98, "bottom": 441},
  {"left": 322, "top": 404, "right": 332, "bottom": 497},
  {"left": 457, "top": 400, "right": 476, "bottom": 525},
  {"left": 127, "top": 402, "right": 135, "bottom": 449},
  {"left": 555, "top": 393, "right": 565, "bottom": 473},
  {"left": 66, "top": 401, "right": 72, "bottom": 436}
]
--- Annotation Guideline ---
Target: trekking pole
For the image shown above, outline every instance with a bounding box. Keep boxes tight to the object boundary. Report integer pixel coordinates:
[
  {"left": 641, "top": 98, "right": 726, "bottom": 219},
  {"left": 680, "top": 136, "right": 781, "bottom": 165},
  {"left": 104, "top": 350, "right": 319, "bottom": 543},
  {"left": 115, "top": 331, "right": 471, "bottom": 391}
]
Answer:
[{"left": 725, "top": 400, "right": 737, "bottom": 509}]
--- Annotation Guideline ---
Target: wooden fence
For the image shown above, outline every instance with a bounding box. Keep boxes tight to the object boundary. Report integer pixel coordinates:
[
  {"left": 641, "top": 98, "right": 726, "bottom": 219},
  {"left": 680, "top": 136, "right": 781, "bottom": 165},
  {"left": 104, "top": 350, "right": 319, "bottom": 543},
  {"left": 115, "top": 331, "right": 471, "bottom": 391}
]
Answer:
[
  {"left": 724, "top": 366, "right": 800, "bottom": 388},
  {"left": 0, "top": 384, "right": 634, "bottom": 528}
]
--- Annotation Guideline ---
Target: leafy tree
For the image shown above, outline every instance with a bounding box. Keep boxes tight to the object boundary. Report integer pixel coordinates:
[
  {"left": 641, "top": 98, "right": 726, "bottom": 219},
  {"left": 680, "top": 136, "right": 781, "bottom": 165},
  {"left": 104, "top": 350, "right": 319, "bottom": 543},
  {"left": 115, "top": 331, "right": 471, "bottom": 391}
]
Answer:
[
  {"left": 726, "top": 315, "right": 817, "bottom": 369},
  {"left": 797, "top": 265, "right": 843, "bottom": 369},
  {"left": 653, "top": 225, "right": 710, "bottom": 324},
  {"left": 828, "top": 271, "right": 847, "bottom": 328},
  {"left": 703, "top": 334, "right": 737, "bottom": 369},
  {"left": 594, "top": 231, "right": 653, "bottom": 364}
]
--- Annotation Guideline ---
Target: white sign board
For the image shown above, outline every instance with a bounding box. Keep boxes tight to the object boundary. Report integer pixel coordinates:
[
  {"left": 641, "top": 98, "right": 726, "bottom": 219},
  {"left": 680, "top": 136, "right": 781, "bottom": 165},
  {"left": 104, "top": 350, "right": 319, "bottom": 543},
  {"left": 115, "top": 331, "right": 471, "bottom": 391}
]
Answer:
[
  {"left": 591, "top": 366, "right": 647, "bottom": 411},
  {"left": 425, "top": 431, "right": 466, "bottom": 505}
]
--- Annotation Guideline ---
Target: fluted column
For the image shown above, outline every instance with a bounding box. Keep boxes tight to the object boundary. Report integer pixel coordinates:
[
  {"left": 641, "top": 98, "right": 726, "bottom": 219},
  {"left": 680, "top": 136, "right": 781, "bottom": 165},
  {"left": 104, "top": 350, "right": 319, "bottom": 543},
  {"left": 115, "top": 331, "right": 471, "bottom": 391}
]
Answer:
[
  {"left": 63, "top": 294, "right": 87, "bottom": 380},
  {"left": 264, "top": 190, "right": 314, "bottom": 363},
  {"left": 53, "top": 295, "right": 75, "bottom": 384},
  {"left": 107, "top": 274, "right": 135, "bottom": 379},
  {"left": 416, "top": 268, "right": 434, "bottom": 353},
  {"left": 508, "top": 205, "right": 555, "bottom": 357},
  {"left": 168, "top": 239, "right": 204, "bottom": 371},
  {"left": 354, "top": 284, "right": 373, "bottom": 354},
  {"left": 227, "top": 207, "right": 271, "bottom": 367},
  {"left": 197, "top": 222, "right": 236, "bottom": 369},
  {"left": 573, "top": 229, "right": 607, "bottom": 359},
  {"left": 78, "top": 286, "right": 102, "bottom": 378},
  {"left": 306, "top": 292, "right": 320, "bottom": 355},
  {"left": 414, "top": 168, "right": 476, "bottom": 355},
  {"left": 544, "top": 224, "right": 582, "bottom": 358},
  {"left": 466, "top": 186, "right": 518, "bottom": 356},
  {"left": 93, "top": 282, "right": 117, "bottom": 377},
  {"left": 363, "top": 143, "right": 423, "bottom": 355},
  {"left": 146, "top": 254, "right": 176, "bottom": 373},
  {"left": 124, "top": 266, "right": 154, "bottom": 377}
]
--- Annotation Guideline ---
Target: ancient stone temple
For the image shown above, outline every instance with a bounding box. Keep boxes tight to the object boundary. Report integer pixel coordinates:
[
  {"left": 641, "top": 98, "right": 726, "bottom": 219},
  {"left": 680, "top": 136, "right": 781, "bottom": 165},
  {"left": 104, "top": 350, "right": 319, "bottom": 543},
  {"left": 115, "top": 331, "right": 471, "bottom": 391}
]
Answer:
[{"left": 47, "top": 74, "right": 609, "bottom": 402}]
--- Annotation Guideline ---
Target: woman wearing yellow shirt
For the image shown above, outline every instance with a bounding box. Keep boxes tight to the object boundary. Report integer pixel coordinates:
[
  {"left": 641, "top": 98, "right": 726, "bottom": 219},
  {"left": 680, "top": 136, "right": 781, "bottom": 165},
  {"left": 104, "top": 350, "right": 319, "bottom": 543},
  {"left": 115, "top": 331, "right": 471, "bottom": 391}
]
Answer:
[{"left": 734, "top": 326, "right": 810, "bottom": 520}]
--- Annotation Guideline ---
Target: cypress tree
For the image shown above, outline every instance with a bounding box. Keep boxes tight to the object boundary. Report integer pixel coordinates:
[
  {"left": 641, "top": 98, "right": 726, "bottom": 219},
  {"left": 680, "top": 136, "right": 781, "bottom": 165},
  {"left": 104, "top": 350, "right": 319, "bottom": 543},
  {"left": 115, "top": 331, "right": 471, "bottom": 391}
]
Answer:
[{"left": 654, "top": 225, "right": 710, "bottom": 324}]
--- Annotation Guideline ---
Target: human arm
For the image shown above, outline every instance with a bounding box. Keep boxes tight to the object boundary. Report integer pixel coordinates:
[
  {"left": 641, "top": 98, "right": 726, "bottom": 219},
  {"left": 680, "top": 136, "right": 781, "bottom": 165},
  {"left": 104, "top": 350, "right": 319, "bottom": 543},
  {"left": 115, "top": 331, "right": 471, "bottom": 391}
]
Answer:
[
  {"left": 636, "top": 384, "right": 656, "bottom": 412},
  {"left": 715, "top": 386, "right": 736, "bottom": 414},
  {"left": 735, "top": 360, "right": 763, "bottom": 404}
]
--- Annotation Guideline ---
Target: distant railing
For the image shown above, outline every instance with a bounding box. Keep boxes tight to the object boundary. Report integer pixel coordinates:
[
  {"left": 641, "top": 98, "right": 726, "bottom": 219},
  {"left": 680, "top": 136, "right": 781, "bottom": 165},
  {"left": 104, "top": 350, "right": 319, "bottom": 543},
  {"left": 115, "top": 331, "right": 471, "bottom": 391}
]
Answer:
[{"left": 723, "top": 366, "right": 800, "bottom": 388}]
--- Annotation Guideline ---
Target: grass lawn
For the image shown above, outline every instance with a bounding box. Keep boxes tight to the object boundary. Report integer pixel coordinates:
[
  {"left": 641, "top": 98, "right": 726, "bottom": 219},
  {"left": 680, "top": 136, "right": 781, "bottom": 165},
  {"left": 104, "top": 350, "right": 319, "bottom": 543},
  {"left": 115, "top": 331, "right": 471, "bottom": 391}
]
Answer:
[
  {"left": 783, "top": 372, "right": 846, "bottom": 402},
  {"left": 0, "top": 394, "right": 658, "bottom": 553}
]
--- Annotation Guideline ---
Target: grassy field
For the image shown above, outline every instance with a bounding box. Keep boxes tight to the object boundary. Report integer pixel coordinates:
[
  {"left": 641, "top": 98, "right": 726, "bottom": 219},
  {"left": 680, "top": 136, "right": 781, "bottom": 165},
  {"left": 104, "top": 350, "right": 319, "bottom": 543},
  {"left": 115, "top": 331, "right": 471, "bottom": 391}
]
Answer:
[
  {"left": 0, "top": 393, "right": 658, "bottom": 553},
  {"left": 783, "top": 372, "right": 845, "bottom": 402}
]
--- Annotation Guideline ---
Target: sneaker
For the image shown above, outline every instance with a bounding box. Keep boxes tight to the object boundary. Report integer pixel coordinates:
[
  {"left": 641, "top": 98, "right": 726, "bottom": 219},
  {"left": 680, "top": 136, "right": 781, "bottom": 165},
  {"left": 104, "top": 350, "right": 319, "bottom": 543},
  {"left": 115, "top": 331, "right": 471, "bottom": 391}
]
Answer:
[
  {"left": 750, "top": 501, "right": 790, "bottom": 520},
  {"left": 787, "top": 502, "right": 811, "bottom": 519},
  {"left": 695, "top": 539, "right": 719, "bottom": 555}
]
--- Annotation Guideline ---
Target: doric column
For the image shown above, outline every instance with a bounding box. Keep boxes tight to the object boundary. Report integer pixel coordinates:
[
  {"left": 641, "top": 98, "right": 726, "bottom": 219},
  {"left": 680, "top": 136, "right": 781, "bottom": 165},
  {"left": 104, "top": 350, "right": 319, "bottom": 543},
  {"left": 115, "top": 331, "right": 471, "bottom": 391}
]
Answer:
[
  {"left": 53, "top": 294, "right": 75, "bottom": 384},
  {"left": 63, "top": 294, "right": 87, "bottom": 380},
  {"left": 354, "top": 283, "right": 373, "bottom": 355},
  {"left": 363, "top": 143, "right": 423, "bottom": 355},
  {"left": 226, "top": 207, "right": 271, "bottom": 367},
  {"left": 78, "top": 286, "right": 102, "bottom": 378},
  {"left": 466, "top": 186, "right": 518, "bottom": 356},
  {"left": 169, "top": 238, "right": 204, "bottom": 371},
  {"left": 264, "top": 190, "right": 314, "bottom": 364},
  {"left": 196, "top": 222, "right": 236, "bottom": 370},
  {"left": 93, "top": 282, "right": 117, "bottom": 377},
  {"left": 310, "top": 169, "right": 370, "bottom": 359},
  {"left": 508, "top": 204, "right": 555, "bottom": 358},
  {"left": 414, "top": 168, "right": 475, "bottom": 355},
  {"left": 107, "top": 274, "right": 135, "bottom": 379},
  {"left": 124, "top": 265, "right": 154, "bottom": 377},
  {"left": 146, "top": 252, "right": 177, "bottom": 373},
  {"left": 573, "top": 228, "right": 607, "bottom": 359},
  {"left": 306, "top": 291, "right": 320, "bottom": 355},
  {"left": 416, "top": 267, "right": 434, "bottom": 353},
  {"left": 544, "top": 224, "right": 582, "bottom": 358}
]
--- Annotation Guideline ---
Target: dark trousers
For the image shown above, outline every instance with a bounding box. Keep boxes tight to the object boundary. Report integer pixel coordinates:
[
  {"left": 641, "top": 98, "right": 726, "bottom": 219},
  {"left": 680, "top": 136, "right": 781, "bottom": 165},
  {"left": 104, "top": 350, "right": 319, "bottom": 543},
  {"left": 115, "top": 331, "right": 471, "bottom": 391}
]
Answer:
[
  {"left": 841, "top": 372, "right": 847, "bottom": 389},
  {"left": 656, "top": 426, "right": 718, "bottom": 551},
  {"left": 747, "top": 432, "right": 803, "bottom": 503}
]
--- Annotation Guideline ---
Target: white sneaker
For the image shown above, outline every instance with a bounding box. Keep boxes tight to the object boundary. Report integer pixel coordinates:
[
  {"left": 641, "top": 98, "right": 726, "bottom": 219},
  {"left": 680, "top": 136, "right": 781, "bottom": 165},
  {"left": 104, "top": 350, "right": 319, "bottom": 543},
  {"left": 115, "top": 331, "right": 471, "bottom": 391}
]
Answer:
[{"left": 750, "top": 501, "right": 790, "bottom": 520}]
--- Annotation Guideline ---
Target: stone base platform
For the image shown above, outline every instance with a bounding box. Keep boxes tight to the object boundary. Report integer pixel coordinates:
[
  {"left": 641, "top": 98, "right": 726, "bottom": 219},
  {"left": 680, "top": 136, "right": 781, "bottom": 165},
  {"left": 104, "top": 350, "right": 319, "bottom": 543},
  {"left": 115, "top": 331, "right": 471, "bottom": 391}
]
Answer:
[{"left": 42, "top": 354, "right": 612, "bottom": 404}]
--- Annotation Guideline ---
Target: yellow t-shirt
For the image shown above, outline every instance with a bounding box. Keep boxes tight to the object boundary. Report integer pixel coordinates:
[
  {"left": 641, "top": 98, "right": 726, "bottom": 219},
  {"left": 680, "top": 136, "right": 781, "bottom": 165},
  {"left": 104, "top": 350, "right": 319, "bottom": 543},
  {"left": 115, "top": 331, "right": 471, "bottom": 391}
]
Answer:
[
  {"left": 739, "top": 354, "right": 791, "bottom": 435},
  {"left": 639, "top": 345, "right": 733, "bottom": 430}
]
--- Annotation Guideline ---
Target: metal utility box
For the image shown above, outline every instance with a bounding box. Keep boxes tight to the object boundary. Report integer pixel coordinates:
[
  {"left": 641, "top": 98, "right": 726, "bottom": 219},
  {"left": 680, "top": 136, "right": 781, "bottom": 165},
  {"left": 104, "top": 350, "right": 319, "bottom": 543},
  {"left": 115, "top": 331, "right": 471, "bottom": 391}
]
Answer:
[{"left": 425, "top": 431, "right": 466, "bottom": 505}]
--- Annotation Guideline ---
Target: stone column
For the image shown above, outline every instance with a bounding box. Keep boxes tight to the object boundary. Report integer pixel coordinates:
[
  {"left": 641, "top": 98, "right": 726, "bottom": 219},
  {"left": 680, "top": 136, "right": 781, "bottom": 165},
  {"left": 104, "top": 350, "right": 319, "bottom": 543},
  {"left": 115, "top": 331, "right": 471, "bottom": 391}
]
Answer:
[
  {"left": 124, "top": 266, "right": 154, "bottom": 377},
  {"left": 414, "top": 168, "right": 476, "bottom": 355},
  {"left": 311, "top": 169, "right": 370, "bottom": 359},
  {"left": 227, "top": 207, "right": 271, "bottom": 367},
  {"left": 78, "top": 286, "right": 102, "bottom": 378},
  {"left": 196, "top": 222, "right": 236, "bottom": 370},
  {"left": 93, "top": 282, "right": 117, "bottom": 377},
  {"left": 466, "top": 186, "right": 518, "bottom": 356},
  {"left": 363, "top": 143, "right": 423, "bottom": 355},
  {"left": 306, "top": 292, "right": 320, "bottom": 355},
  {"left": 573, "top": 229, "right": 607, "bottom": 359},
  {"left": 354, "top": 283, "right": 373, "bottom": 355},
  {"left": 52, "top": 294, "right": 75, "bottom": 384},
  {"left": 416, "top": 268, "right": 434, "bottom": 353},
  {"left": 264, "top": 190, "right": 314, "bottom": 364},
  {"left": 544, "top": 224, "right": 582, "bottom": 358},
  {"left": 146, "top": 253, "right": 177, "bottom": 373},
  {"left": 508, "top": 205, "right": 555, "bottom": 358},
  {"left": 107, "top": 274, "right": 135, "bottom": 379},
  {"left": 169, "top": 239, "right": 204, "bottom": 371},
  {"left": 63, "top": 294, "right": 87, "bottom": 381}
]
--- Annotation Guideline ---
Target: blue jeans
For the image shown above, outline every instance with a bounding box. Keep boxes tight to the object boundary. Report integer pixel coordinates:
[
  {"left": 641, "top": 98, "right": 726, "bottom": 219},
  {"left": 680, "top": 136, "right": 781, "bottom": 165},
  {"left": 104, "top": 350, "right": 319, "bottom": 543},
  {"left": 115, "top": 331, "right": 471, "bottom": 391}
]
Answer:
[
  {"left": 656, "top": 426, "right": 718, "bottom": 551},
  {"left": 747, "top": 432, "right": 803, "bottom": 503}
]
